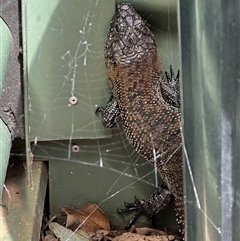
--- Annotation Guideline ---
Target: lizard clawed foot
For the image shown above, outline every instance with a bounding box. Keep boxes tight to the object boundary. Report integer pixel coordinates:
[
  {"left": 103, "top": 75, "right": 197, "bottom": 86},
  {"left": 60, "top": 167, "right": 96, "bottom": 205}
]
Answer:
[
  {"left": 117, "top": 196, "right": 146, "bottom": 230},
  {"left": 165, "top": 64, "right": 180, "bottom": 84},
  {"left": 117, "top": 196, "right": 145, "bottom": 212},
  {"left": 117, "top": 186, "right": 174, "bottom": 230},
  {"left": 161, "top": 65, "right": 180, "bottom": 108}
]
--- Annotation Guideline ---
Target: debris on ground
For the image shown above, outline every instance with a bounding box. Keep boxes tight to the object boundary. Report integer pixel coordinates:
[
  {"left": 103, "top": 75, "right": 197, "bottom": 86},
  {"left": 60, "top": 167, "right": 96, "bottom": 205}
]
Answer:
[{"left": 41, "top": 203, "right": 181, "bottom": 241}]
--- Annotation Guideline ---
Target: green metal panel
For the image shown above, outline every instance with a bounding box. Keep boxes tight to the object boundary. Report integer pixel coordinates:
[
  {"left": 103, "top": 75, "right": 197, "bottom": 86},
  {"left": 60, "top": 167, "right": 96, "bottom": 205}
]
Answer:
[
  {"left": 23, "top": 0, "right": 180, "bottom": 233},
  {"left": 0, "top": 122, "right": 11, "bottom": 201},
  {"left": 0, "top": 18, "right": 12, "bottom": 98},
  {"left": 0, "top": 18, "right": 12, "bottom": 200},
  {"left": 23, "top": 0, "right": 179, "bottom": 141},
  {"left": 24, "top": 0, "right": 113, "bottom": 141},
  {"left": 179, "top": 0, "right": 240, "bottom": 240},
  {"left": 33, "top": 126, "right": 177, "bottom": 231}
]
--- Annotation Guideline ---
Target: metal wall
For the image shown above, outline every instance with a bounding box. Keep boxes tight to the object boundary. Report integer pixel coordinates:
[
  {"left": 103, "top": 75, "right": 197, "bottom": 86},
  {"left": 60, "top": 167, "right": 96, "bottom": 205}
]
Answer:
[{"left": 179, "top": 1, "right": 240, "bottom": 240}]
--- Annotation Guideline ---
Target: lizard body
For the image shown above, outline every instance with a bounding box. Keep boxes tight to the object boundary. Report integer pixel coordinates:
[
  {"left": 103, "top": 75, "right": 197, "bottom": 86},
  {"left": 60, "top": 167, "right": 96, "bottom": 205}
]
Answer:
[{"left": 96, "top": 2, "right": 184, "bottom": 238}]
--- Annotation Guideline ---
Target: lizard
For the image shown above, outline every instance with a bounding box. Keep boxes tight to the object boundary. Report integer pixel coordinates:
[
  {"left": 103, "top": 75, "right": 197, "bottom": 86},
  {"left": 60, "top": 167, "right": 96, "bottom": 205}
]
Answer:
[{"left": 95, "top": 2, "right": 184, "bottom": 239}]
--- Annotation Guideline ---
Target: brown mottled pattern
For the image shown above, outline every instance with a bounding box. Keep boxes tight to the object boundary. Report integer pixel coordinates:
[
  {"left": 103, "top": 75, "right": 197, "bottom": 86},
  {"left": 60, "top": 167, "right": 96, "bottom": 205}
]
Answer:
[{"left": 104, "top": 2, "right": 184, "bottom": 238}]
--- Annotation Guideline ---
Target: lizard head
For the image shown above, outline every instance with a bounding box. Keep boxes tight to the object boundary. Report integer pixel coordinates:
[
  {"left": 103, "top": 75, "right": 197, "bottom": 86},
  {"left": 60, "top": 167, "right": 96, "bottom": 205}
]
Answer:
[{"left": 105, "top": 2, "right": 158, "bottom": 65}]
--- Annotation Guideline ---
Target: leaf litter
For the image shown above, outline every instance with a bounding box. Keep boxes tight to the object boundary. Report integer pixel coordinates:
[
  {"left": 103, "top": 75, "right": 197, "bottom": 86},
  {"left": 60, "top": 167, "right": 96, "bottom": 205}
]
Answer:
[{"left": 41, "top": 203, "right": 180, "bottom": 241}]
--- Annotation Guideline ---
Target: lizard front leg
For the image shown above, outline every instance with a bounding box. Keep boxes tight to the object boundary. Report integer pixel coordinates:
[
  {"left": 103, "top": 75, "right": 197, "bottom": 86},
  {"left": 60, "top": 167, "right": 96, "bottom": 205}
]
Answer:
[{"left": 95, "top": 95, "right": 121, "bottom": 128}]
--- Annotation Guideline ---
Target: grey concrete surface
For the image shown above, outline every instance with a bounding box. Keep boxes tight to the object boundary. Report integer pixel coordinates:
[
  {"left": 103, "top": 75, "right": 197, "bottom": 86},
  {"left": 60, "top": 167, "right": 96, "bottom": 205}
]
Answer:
[{"left": 0, "top": 0, "right": 24, "bottom": 139}]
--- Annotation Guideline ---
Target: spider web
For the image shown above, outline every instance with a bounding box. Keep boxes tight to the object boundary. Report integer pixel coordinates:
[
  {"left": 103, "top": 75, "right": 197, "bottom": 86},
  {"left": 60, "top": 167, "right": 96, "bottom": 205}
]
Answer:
[{"left": 13, "top": 0, "right": 226, "bottom": 239}]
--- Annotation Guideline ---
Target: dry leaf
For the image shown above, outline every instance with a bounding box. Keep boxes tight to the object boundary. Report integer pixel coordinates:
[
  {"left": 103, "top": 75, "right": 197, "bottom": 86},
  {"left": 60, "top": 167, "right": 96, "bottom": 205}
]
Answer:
[
  {"left": 135, "top": 227, "right": 169, "bottom": 236},
  {"left": 49, "top": 222, "right": 90, "bottom": 241},
  {"left": 89, "top": 229, "right": 126, "bottom": 241},
  {"left": 63, "top": 203, "right": 110, "bottom": 232},
  {"left": 41, "top": 233, "right": 58, "bottom": 241},
  {"left": 112, "top": 232, "right": 176, "bottom": 241}
]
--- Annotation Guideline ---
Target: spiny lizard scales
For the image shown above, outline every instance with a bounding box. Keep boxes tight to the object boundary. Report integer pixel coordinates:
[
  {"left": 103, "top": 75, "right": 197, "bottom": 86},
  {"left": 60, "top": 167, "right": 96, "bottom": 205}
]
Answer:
[{"left": 96, "top": 2, "right": 184, "bottom": 239}]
